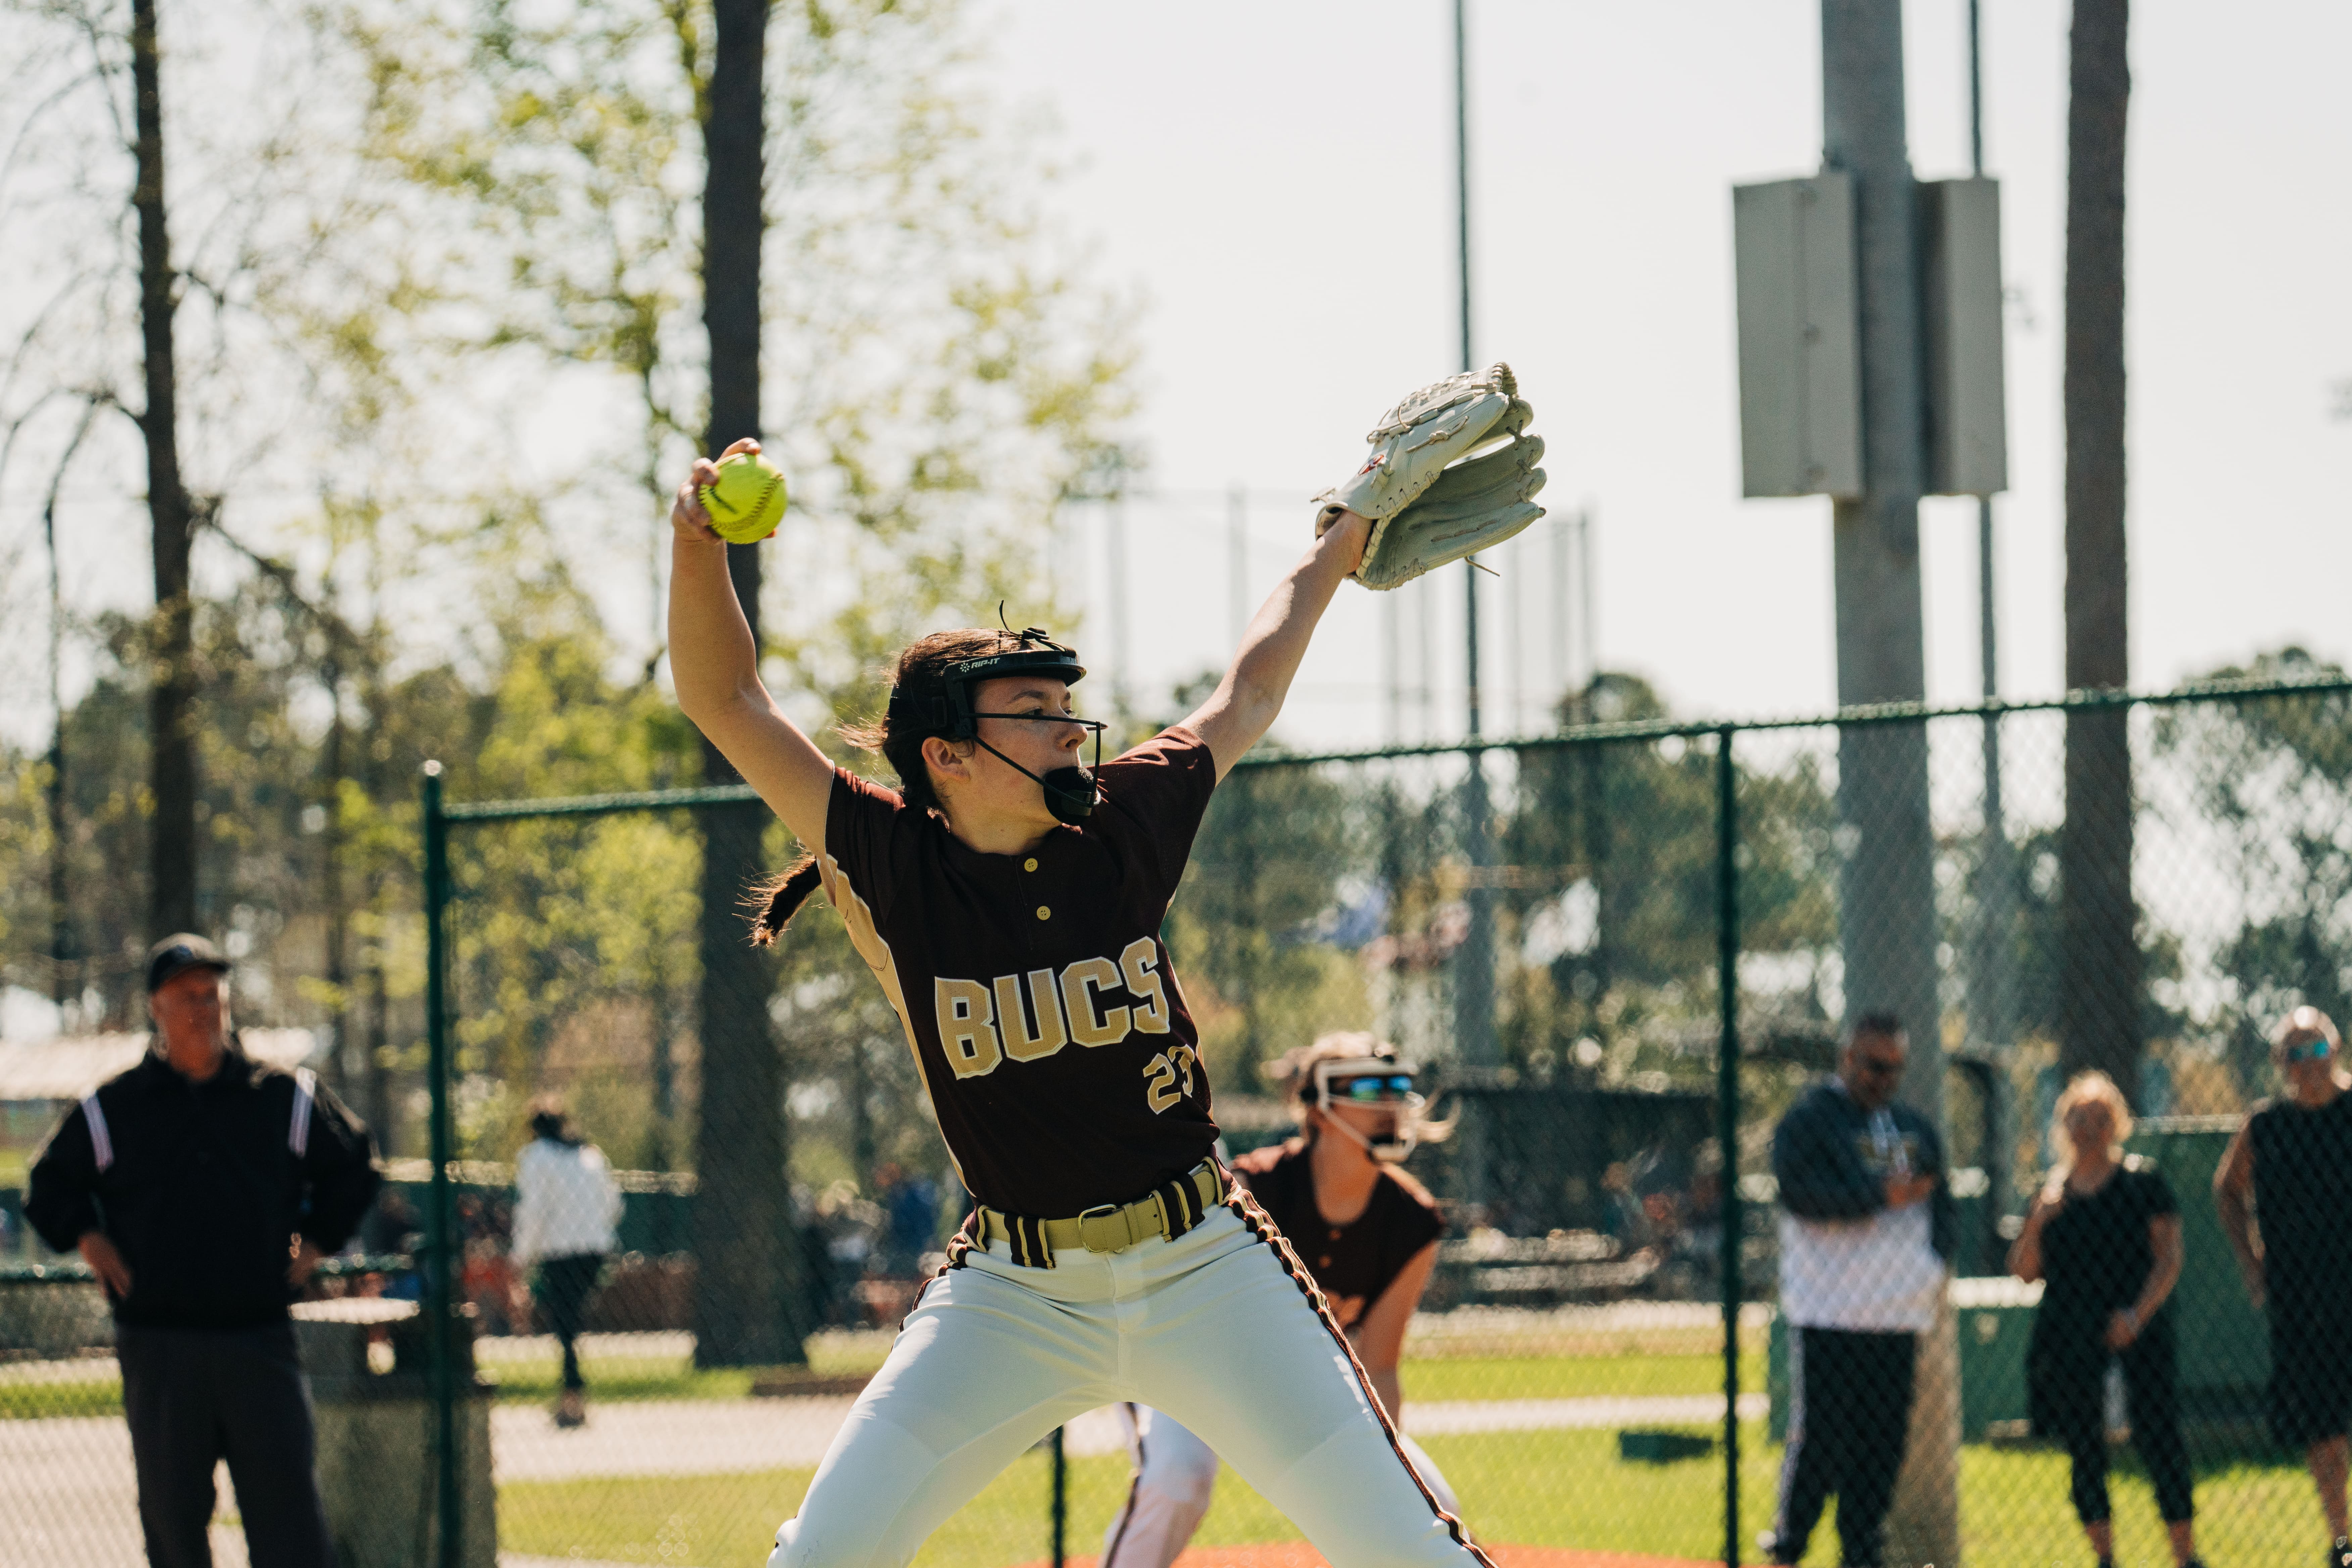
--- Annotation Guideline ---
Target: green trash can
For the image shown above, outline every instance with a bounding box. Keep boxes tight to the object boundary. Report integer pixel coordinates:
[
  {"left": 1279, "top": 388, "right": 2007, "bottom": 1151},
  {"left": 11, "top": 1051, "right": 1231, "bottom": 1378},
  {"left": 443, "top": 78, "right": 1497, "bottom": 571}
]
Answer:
[
  {"left": 293, "top": 1297, "right": 497, "bottom": 1568},
  {"left": 1766, "top": 1276, "right": 2040, "bottom": 1444},
  {"left": 2128, "top": 1116, "right": 2269, "bottom": 1419}
]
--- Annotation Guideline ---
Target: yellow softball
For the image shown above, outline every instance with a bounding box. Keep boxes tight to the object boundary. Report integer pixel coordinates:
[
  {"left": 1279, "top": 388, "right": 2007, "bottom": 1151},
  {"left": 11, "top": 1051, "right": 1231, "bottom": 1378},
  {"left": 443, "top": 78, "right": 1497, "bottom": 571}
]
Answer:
[{"left": 698, "top": 451, "right": 789, "bottom": 544}]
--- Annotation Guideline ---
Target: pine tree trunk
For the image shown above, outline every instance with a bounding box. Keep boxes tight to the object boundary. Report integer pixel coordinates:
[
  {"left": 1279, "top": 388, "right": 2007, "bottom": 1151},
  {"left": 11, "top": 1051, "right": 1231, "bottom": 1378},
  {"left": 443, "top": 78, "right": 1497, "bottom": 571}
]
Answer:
[
  {"left": 2059, "top": 0, "right": 2138, "bottom": 1102},
  {"left": 690, "top": 0, "right": 803, "bottom": 1369},
  {"left": 132, "top": 0, "right": 198, "bottom": 941}
]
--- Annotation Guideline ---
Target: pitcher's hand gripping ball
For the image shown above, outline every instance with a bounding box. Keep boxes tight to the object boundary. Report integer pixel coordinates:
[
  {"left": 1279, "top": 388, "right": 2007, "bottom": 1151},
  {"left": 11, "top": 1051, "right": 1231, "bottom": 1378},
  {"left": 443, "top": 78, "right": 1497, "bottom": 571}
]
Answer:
[
  {"left": 698, "top": 451, "right": 789, "bottom": 544},
  {"left": 1312, "top": 362, "right": 1546, "bottom": 591}
]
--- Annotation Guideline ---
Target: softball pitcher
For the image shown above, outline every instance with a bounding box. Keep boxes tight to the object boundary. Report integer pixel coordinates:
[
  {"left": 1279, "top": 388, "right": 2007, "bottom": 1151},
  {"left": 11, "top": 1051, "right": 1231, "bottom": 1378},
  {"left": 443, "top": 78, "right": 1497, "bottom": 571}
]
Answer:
[
  {"left": 665, "top": 365, "right": 1543, "bottom": 1568},
  {"left": 1101, "top": 1035, "right": 1461, "bottom": 1568}
]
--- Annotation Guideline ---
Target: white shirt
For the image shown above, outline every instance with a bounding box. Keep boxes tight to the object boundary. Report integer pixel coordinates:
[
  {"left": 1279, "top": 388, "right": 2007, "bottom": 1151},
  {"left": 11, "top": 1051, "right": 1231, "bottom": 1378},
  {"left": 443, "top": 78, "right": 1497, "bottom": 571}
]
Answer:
[
  {"left": 512, "top": 1139, "right": 623, "bottom": 1265},
  {"left": 1778, "top": 1099, "right": 1946, "bottom": 1333}
]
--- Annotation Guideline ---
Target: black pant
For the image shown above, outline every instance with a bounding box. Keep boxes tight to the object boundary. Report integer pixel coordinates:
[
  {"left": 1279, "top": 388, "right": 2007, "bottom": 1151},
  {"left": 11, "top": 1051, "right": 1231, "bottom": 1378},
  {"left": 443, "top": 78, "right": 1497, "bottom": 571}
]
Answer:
[
  {"left": 538, "top": 1253, "right": 605, "bottom": 1391},
  {"left": 116, "top": 1322, "right": 336, "bottom": 1568},
  {"left": 2030, "top": 1320, "right": 2195, "bottom": 1526},
  {"left": 1776, "top": 1326, "right": 1916, "bottom": 1567}
]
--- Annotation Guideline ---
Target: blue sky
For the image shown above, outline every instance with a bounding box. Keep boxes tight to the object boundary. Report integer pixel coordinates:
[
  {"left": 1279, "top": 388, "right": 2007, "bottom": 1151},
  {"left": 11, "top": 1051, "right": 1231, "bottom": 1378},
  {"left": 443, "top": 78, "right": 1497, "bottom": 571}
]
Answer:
[{"left": 991, "top": 0, "right": 2352, "bottom": 749}]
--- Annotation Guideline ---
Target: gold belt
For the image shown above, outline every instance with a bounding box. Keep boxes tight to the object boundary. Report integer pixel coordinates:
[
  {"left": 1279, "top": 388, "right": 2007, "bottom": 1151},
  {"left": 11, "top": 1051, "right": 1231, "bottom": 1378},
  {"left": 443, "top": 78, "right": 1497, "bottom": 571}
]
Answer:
[{"left": 976, "top": 1162, "right": 1225, "bottom": 1268}]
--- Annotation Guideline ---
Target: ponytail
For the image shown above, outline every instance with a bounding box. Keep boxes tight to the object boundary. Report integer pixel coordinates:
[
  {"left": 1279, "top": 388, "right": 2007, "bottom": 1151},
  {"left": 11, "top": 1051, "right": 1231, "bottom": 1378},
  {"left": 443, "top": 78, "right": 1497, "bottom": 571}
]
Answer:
[{"left": 749, "top": 855, "right": 824, "bottom": 946}]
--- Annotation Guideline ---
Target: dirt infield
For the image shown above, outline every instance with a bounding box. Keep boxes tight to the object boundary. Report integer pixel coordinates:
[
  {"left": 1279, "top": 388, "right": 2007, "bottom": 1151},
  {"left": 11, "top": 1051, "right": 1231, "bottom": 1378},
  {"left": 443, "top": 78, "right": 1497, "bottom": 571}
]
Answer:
[{"left": 1013, "top": 1544, "right": 1720, "bottom": 1568}]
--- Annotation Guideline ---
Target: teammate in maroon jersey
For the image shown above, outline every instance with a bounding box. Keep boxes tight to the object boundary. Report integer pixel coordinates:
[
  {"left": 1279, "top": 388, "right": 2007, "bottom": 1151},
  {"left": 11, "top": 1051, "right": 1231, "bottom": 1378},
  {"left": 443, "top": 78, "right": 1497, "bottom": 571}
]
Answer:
[
  {"left": 668, "top": 441, "right": 1488, "bottom": 1568},
  {"left": 1101, "top": 1034, "right": 1459, "bottom": 1568}
]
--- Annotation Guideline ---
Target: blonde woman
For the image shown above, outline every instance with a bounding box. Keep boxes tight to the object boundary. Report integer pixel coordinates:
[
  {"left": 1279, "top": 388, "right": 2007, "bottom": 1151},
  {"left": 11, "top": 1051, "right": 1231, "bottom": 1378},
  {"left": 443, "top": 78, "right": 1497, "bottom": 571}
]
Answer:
[{"left": 2009, "top": 1072, "right": 2201, "bottom": 1568}]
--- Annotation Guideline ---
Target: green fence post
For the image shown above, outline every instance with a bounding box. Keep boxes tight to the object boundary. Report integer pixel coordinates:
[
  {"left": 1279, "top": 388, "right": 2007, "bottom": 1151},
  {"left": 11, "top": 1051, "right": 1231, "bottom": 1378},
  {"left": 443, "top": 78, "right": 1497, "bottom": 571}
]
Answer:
[
  {"left": 1050, "top": 1425, "right": 1067, "bottom": 1568},
  {"left": 422, "top": 760, "right": 461, "bottom": 1568},
  {"left": 1716, "top": 726, "right": 1741, "bottom": 1568}
]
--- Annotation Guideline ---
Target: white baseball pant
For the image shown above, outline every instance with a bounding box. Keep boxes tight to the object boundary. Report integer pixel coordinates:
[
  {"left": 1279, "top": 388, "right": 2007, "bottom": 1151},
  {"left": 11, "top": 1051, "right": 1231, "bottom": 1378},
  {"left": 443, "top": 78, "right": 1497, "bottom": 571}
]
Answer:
[
  {"left": 1100, "top": 1403, "right": 1460, "bottom": 1568},
  {"left": 768, "top": 1203, "right": 1486, "bottom": 1568}
]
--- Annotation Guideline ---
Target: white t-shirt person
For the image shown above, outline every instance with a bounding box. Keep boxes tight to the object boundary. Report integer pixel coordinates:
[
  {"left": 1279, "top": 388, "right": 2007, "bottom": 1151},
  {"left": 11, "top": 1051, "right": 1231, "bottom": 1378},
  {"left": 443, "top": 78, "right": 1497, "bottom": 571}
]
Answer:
[{"left": 513, "top": 1134, "right": 622, "bottom": 1266}]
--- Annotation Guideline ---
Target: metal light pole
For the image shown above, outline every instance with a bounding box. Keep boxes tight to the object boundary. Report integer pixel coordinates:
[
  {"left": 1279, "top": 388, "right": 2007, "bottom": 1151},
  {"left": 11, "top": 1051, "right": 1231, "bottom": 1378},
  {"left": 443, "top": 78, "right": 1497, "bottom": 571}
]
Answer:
[
  {"left": 1970, "top": 3, "right": 2007, "bottom": 887},
  {"left": 1966, "top": 0, "right": 2020, "bottom": 1220},
  {"left": 1820, "top": 5, "right": 1955, "bottom": 1560},
  {"left": 1449, "top": 0, "right": 1497, "bottom": 1245},
  {"left": 1451, "top": 0, "right": 1480, "bottom": 748},
  {"left": 1452, "top": 0, "right": 1494, "bottom": 1072},
  {"left": 1823, "top": 0, "right": 1940, "bottom": 1117}
]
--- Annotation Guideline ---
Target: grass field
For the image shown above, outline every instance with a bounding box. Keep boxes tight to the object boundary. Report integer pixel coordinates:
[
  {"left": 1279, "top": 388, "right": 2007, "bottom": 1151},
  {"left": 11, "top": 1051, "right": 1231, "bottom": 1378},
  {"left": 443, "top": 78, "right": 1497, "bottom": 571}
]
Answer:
[
  {"left": 7, "top": 1327, "right": 2334, "bottom": 1565},
  {"left": 499, "top": 1420, "right": 2334, "bottom": 1568},
  {"left": 0, "top": 1326, "right": 902, "bottom": 1419},
  {"left": 0, "top": 1336, "right": 1748, "bottom": 1417}
]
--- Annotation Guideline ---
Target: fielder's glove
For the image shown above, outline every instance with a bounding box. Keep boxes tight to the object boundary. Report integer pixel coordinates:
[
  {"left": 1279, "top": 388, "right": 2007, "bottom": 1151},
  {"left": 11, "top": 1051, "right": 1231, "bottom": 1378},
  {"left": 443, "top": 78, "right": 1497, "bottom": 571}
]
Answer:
[{"left": 1313, "top": 362, "right": 1547, "bottom": 591}]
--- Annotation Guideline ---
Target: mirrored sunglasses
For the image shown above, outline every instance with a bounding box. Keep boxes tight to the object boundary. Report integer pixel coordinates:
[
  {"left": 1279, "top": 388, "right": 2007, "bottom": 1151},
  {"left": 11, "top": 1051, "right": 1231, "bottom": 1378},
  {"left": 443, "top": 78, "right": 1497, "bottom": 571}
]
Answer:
[{"left": 2284, "top": 1038, "right": 2334, "bottom": 1065}]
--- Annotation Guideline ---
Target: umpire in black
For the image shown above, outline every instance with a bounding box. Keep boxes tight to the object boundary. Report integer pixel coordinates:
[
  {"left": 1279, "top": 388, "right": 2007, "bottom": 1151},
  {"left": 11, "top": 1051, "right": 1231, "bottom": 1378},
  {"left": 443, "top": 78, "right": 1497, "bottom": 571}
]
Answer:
[{"left": 26, "top": 934, "right": 382, "bottom": 1568}]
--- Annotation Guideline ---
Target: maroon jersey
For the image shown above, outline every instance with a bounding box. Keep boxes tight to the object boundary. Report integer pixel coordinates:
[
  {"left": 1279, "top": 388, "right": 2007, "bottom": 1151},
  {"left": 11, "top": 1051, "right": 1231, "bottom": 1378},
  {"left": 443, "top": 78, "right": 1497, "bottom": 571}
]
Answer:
[
  {"left": 818, "top": 727, "right": 1219, "bottom": 1216},
  {"left": 1234, "top": 1140, "right": 1446, "bottom": 1329}
]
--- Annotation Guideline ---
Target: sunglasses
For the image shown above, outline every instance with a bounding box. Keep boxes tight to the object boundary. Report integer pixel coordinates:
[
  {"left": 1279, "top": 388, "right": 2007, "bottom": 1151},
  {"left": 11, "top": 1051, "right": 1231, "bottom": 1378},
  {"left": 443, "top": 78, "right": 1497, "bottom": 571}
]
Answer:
[
  {"left": 1853, "top": 1056, "right": 1904, "bottom": 1077},
  {"left": 2284, "top": 1038, "right": 2334, "bottom": 1065},
  {"left": 1328, "top": 1073, "right": 1419, "bottom": 1103}
]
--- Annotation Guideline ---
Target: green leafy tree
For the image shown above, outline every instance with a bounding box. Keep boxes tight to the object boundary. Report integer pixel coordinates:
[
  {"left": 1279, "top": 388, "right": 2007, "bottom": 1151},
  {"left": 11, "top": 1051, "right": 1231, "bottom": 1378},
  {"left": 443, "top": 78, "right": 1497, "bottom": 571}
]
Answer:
[
  {"left": 2152, "top": 648, "right": 2352, "bottom": 1096},
  {"left": 1501, "top": 676, "right": 1839, "bottom": 1084}
]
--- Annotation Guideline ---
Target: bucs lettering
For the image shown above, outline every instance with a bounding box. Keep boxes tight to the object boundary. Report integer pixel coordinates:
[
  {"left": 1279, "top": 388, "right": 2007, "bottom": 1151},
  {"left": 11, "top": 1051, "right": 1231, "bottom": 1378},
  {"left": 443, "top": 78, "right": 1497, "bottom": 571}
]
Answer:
[{"left": 933, "top": 936, "right": 1177, "bottom": 1092}]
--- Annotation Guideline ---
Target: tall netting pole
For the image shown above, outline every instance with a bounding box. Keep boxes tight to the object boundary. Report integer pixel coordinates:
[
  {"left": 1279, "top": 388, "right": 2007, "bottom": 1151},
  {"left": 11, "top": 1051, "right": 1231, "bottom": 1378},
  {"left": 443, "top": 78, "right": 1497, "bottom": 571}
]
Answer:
[
  {"left": 1715, "top": 728, "right": 1742, "bottom": 1568},
  {"left": 421, "top": 760, "right": 461, "bottom": 1568}
]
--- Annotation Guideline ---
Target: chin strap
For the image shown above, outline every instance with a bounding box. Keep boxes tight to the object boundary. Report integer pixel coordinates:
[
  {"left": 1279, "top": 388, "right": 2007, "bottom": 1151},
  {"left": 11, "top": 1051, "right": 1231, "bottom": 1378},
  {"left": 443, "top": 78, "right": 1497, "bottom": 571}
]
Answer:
[
  {"left": 973, "top": 738, "right": 1097, "bottom": 823},
  {"left": 1315, "top": 1105, "right": 1416, "bottom": 1164}
]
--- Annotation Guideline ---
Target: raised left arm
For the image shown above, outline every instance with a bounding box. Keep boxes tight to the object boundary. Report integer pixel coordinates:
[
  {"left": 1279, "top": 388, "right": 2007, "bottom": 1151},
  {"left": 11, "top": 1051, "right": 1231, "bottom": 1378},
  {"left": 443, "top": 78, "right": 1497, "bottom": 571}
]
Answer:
[{"left": 1182, "top": 512, "right": 1369, "bottom": 781}]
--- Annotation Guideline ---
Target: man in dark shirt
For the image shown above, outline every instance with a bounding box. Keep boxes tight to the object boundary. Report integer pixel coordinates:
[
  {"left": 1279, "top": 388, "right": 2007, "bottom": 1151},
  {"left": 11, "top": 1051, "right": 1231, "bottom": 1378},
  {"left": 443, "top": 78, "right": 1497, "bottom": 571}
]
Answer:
[
  {"left": 1766, "top": 1014, "right": 1954, "bottom": 1568},
  {"left": 27, "top": 934, "right": 381, "bottom": 1568},
  {"left": 2216, "top": 1006, "right": 2352, "bottom": 1568}
]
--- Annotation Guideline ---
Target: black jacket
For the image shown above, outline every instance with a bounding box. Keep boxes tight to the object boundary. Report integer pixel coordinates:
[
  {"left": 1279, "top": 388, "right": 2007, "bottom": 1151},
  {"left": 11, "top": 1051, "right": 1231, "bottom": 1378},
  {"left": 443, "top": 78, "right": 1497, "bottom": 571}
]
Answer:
[
  {"left": 26, "top": 1039, "right": 381, "bottom": 1329},
  {"left": 1771, "top": 1076, "right": 1958, "bottom": 1264}
]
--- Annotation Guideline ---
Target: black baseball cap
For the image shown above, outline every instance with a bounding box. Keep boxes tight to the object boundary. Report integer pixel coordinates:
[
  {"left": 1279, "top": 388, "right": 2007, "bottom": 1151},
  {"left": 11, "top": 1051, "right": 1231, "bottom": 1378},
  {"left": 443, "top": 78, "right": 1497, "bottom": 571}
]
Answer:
[{"left": 146, "top": 933, "right": 231, "bottom": 994}]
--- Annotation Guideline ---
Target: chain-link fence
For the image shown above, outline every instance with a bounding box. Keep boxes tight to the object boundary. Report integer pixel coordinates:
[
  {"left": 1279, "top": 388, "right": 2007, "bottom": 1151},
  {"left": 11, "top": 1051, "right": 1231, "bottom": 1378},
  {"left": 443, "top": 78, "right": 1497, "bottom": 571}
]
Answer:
[{"left": 7, "top": 676, "right": 2352, "bottom": 1567}]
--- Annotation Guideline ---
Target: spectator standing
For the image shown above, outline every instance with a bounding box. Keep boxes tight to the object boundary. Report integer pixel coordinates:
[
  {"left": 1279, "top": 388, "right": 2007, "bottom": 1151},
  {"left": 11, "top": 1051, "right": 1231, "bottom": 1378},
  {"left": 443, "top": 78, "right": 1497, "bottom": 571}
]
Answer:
[
  {"left": 512, "top": 1097, "right": 622, "bottom": 1429},
  {"left": 25, "top": 934, "right": 381, "bottom": 1568},
  {"left": 2215, "top": 1006, "right": 2352, "bottom": 1568},
  {"left": 1765, "top": 1013, "right": 1955, "bottom": 1568},
  {"left": 2010, "top": 1072, "right": 2201, "bottom": 1568}
]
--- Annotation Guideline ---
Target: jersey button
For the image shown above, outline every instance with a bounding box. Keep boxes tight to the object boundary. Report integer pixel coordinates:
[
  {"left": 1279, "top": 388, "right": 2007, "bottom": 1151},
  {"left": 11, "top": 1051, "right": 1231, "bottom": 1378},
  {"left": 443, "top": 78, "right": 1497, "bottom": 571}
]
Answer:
[
  {"left": 1036, "top": 905, "right": 1051, "bottom": 921},
  {"left": 1024, "top": 857, "right": 1039, "bottom": 872}
]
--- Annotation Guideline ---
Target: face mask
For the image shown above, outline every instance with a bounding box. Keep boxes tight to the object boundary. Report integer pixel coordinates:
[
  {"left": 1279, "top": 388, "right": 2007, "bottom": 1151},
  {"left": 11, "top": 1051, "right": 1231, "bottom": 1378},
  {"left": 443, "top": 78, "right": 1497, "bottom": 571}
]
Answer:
[
  {"left": 971, "top": 740, "right": 1099, "bottom": 823},
  {"left": 1039, "top": 764, "right": 1098, "bottom": 823},
  {"left": 1313, "top": 1062, "right": 1427, "bottom": 1162}
]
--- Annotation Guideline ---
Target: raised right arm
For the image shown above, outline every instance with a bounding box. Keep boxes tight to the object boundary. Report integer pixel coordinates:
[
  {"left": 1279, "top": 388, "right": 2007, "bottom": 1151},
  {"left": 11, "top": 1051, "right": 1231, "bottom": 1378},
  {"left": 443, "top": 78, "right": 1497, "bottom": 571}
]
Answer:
[
  {"left": 668, "top": 441, "right": 836, "bottom": 852},
  {"left": 1771, "top": 1097, "right": 1883, "bottom": 1220},
  {"left": 2006, "top": 1187, "right": 2059, "bottom": 1283}
]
